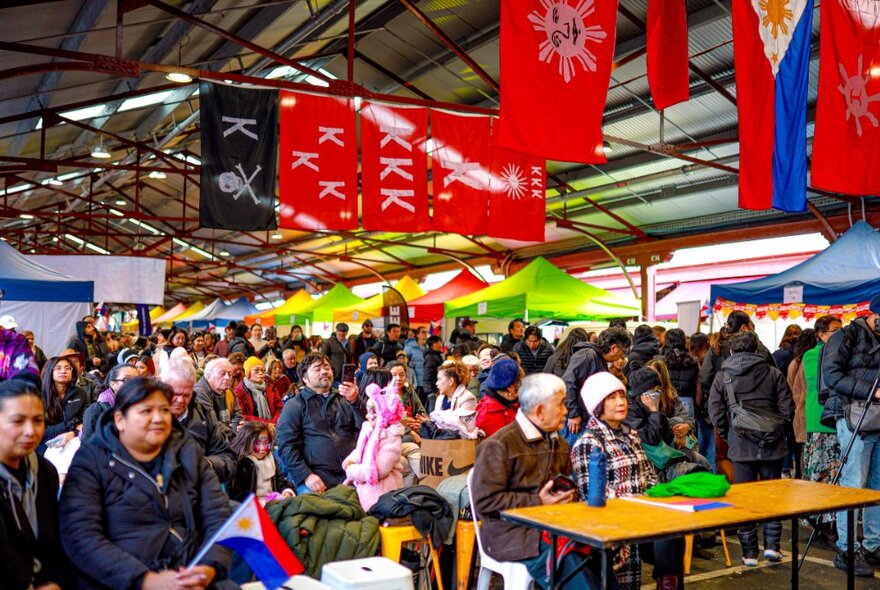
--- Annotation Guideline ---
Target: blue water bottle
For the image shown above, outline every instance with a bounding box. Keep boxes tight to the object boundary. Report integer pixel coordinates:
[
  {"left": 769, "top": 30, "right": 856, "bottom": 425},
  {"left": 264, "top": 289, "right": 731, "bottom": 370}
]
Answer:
[{"left": 587, "top": 445, "right": 607, "bottom": 507}]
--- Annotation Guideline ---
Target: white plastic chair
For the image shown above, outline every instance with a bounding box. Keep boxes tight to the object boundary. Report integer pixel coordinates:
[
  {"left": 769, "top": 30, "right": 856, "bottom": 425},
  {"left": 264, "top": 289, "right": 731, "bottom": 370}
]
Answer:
[{"left": 467, "top": 469, "right": 535, "bottom": 590}]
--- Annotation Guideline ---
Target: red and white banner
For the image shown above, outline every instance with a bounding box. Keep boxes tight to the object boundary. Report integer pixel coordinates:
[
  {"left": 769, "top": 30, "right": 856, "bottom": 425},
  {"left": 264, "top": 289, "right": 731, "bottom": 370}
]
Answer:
[
  {"left": 430, "top": 111, "right": 491, "bottom": 235},
  {"left": 278, "top": 92, "right": 358, "bottom": 230},
  {"left": 487, "top": 136, "right": 546, "bottom": 242},
  {"left": 497, "top": 0, "right": 618, "bottom": 164},
  {"left": 811, "top": 0, "right": 880, "bottom": 195},
  {"left": 360, "top": 102, "right": 430, "bottom": 231},
  {"left": 647, "top": 0, "right": 689, "bottom": 110}
]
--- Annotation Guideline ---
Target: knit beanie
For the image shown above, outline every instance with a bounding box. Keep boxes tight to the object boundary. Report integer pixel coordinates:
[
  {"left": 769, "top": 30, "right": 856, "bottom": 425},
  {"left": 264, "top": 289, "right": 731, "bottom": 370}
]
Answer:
[
  {"left": 580, "top": 371, "right": 627, "bottom": 417},
  {"left": 627, "top": 367, "right": 662, "bottom": 396},
  {"left": 485, "top": 356, "right": 520, "bottom": 390},
  {"left": 117, "top": 348, "right": 138, "bottom": 366},
  {"left": 243, "top": 356, "right": 264, "bottom": 376}
]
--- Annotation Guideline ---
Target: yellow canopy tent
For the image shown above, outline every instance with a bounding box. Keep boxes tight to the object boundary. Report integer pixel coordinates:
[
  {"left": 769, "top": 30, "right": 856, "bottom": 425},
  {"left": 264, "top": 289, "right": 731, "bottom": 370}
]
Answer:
[
  {"left": 332, "top": 276, "right": 425, "bottom": 324},
  {"left": 152, "top": 303, "right": 188, "bottom": 327},
  {"left": 243, "top": 289, "right": 314, "bottom": 327},
  {"left": 166, "top": 300, "right": 206, "bottom": 326}
]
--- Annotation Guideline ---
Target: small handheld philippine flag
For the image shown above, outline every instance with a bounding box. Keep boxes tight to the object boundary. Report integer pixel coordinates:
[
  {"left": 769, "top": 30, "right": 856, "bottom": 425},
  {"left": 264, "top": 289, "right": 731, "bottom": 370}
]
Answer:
[{"left": 189, "top": 494, "right": 304, "bottom": 589}]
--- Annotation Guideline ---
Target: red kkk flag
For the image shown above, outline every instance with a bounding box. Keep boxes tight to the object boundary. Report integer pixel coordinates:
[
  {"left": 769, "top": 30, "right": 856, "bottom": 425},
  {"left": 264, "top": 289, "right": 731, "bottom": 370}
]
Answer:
[
  {"left": 278, "top": 91, "right": 358, "bottom": 230},
  {"left": 497, "top": 0, "right": 618, "bottom": 164},
  {"left": 487, "top": 138, "right": 546, "bottom": 242},
  {"left": 431, "top": 111, "right": 491, "bottom": 236},
  {"left": 647, "top": 0, "right": 690, "bottom": 110},
  {"left": 811, "top": 0, "right": 880, "bottom": 196},
  {"left": 361, "top": 101, "right": 430, "bottom": 231}
]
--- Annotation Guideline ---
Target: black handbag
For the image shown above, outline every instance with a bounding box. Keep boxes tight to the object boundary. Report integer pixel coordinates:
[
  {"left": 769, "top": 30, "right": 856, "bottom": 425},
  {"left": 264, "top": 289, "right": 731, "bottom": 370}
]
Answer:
[
  {"left": 721, "top": 372, "right": 787, "bottom": 437},
  {"left": 844, "top": 398, "right": 880, "bottom": 433}
]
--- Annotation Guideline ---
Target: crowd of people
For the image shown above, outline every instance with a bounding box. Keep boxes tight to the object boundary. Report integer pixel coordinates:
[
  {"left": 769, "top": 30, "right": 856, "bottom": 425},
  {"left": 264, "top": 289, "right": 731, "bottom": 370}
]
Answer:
[{"left": 1, "top": 300, "right": 879, "bottom": 589}]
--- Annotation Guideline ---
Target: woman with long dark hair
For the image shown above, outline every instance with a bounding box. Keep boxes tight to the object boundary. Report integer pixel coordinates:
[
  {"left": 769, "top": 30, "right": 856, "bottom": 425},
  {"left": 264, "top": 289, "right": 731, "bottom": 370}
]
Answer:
[
  {"left": 544, "top": 327, "right": 590, "bottom": 377},
  {"left": 661, "top": 328, "right": 699, "bottom": 417},
  {"left": 773, "top": 324, "right": 803, "bottom": 378},
  {"left": 39, "top": 356, "right": 88, "bottom": 449},
  {"left": 787, "top": 329, "right": 818, "bottom": 479}
]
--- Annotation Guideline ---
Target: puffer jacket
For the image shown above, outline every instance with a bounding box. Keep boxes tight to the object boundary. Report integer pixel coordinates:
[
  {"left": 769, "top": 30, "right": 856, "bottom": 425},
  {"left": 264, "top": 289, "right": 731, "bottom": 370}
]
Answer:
[
  {"left": 626, "top": 331, "right": 660, "bottom": 371},
  {"left": 228, "top": 336, "right": 254, "bottom": 357},
  {"left": 41, "top": 384, "right": 89, "bottom": 449},
  {"left": 265, "top": 485, "right": 380, "bottom": 578},
  {"left": 514, "top": 339, "right": 554, "bottom": 375},
  {"left": 700, "top": 334, "right": 776, "bottom": 396},
  {"left": 404, "top": 338, "right": 426, "bottom": 388},
  {"left": 475, "top": 393, "right": 518, "bottom": 438},
  {"left": 179, "top": 399, "right": 237, "bottom": 484},
  {"left": 60, "top": 415, "right": 233, "bottom": 590},
  {"left": 821, "top": 317, "right": 880, "bottom": 428},
  {"left": 663, "top": 349, "right": 698, "bottom": 400},
  {"left": 0, "top": 454, "right": 69, "bottom": 590},
  {"left": 561, "top": 341, "right": 608, "bottom": 419},
  {"left": 708, "top": 352, "right": 794, "bottom": 462}
]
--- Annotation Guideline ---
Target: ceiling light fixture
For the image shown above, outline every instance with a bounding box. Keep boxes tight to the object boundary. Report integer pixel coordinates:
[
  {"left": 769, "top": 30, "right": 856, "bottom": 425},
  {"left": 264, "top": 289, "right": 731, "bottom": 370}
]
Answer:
[
  {"left": 91, "top": 142, "right": 111, "bottom": 159},
  {"left": 165, "top": 71, "right": 193, "bottom": 84},
  {"left": 19, "top": 213, "right": 34, "bottom": 220},
  {"left": 271, "top": 232, "right": 282, "bottom": 240},
  {"left": 148, "top": 170, "right": 167, "bottom": 179},
  {"left": 115, "top": 199, "right": 127, "bottom": 206},
  {"left": 219, "top": 250, "right": 230, "bottom": 257}
]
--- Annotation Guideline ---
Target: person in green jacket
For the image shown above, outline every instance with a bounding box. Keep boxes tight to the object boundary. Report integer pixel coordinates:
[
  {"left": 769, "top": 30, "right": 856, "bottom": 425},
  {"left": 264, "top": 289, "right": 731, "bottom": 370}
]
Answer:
[{"left": 802, "top": 315, "right": 842, "bottom": 540}]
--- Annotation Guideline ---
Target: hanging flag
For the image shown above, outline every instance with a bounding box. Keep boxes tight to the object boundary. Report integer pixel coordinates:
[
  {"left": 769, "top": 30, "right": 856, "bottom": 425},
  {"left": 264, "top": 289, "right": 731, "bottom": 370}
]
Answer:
[
  {"left": 361, "top": 101, "right": 430, "bottom": 231},
  {"left": 811, "top": 0, "right": 880, "bottom": 196},
  {"left": 497, "top": 0, "right": 617, "bottom": 164},
  {"left": 487, "top": 137, "right": 546, "bottom": 242},
  {"left": 431, "top": 111, "right": 491, "bottom": 235},
  {"left": 733, "top": 0, "right": 813, "bottom": 212},
  {"left": 278, "top": 91, "right": 358, "bottom": 230},
  {"left": 200, "top": 82, "right": 278, "bottom": 230},
  {"left": 192, "top": 494, "right": 304, "bottom": 590},
  {"left": 647, "top": 0, "right": 690, "bottom": 110},
  {"left": 136, "top": 304, "right": 152, "bottom": 337}
]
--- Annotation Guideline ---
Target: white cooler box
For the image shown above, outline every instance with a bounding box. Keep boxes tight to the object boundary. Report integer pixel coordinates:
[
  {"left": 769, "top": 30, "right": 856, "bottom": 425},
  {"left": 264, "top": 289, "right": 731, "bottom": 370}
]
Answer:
[{"left": 320, "top": 556, "right": 414, "bottom": 590}]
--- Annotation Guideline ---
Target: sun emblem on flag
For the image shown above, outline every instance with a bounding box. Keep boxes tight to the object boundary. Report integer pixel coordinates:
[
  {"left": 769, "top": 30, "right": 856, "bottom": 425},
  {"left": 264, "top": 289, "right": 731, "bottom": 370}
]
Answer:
[
  {"left": 759, "top": 0, "right": 793, "bottom": 38},
  {"left": 529, "top": 0, "right": 608, "bottom": 83},
  {"left": 236, "top": 517, "right": 254, "bottom": 532},
  {"left": 500, "top": 163, "right": 527, "bottom": 199},
  {"left": 838, "top": 55, "right": 880, "bottom": 137}
]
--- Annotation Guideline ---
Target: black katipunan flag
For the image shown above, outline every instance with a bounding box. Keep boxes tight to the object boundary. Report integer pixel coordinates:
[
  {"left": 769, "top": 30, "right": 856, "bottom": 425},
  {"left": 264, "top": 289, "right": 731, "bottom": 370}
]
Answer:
[{"left": 200, "top": 82, "right": 278, "bottom": 230}]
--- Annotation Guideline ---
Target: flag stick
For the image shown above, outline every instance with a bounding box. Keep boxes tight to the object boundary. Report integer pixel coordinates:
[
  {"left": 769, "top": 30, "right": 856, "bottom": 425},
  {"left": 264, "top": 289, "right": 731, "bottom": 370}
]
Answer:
[{"left": 187, "top": 493, "right": 256, "bottom": 570}]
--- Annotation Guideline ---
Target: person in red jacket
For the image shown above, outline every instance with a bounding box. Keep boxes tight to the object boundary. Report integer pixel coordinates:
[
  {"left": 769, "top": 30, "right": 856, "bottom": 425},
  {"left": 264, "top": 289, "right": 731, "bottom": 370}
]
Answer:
[
  {"left": 476, "top": 355, "right": 523, "bottom": 438},
  {"left": 234, "top": 356, "right": 283, "bottom": 427}
]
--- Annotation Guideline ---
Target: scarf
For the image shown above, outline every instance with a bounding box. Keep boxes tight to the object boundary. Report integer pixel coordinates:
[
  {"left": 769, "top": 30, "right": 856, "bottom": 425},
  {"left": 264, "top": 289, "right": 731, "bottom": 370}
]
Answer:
[
  {"left": 486, "top": 387, "right": 517, "bottom": 409},
  {"left": 97, "top": 387, "right": 116, "bottom": 405},
  {"left": 0, "top": 454, "right": 39, "bottom": 537},
  {"left": 251, "top": 454, "right": 277, "bottom": 499},
  {"left": 244, "top": 378, "right": 271, "bottom": 420}
]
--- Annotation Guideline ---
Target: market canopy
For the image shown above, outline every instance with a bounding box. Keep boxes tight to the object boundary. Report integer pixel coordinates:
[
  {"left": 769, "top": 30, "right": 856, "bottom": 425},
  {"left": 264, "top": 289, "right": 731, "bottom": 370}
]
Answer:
[
  {"left": 286, "top": 283, "right": 363, "bottom": 325},
  {"left": 167, "top": 300, "right": 207, "bottom": 324},
  {"left": 243, "top": 289, "right": 314, "bottom": 326},
  {"left": 333, "top": 276, "right": 426, "bottom": 324},
  {"left": 153, "top": 303, "right": 188, "bottom": 326},
  {"left": 444, "top": 257, "right": 641, "bottom": 321},
  {"left": 122, "top": 305, "right": 165, "bottom": 332},
  {"left": 176, "top": 297, "right": 258, "bottom": 329},
  {"left": 408, "top": 269, "right": 489, "bottom": 322},
  {"left": 711, "top": 221, "right": 880, "bottom": 306}
]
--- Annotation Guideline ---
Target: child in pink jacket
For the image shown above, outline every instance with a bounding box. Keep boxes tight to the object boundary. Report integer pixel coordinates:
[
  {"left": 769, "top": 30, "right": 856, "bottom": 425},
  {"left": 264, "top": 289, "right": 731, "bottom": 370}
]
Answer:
[{"left": 343, "top": 381, "right": 405, "bottom": 510}]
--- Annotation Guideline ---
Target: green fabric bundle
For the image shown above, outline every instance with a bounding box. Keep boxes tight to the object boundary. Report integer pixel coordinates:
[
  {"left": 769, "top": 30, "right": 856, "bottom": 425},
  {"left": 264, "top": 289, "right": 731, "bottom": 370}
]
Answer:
[{"left": 646, "top": 472, "right": 731, "bottom": 498}]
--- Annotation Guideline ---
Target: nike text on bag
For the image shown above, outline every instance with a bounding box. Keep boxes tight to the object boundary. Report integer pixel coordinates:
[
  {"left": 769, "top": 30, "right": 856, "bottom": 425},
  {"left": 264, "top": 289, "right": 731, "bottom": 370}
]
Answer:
[
  {"left": 418, "top": 438, "right": 477, "bottom": 488},
  {"left": 844, "top": 399, "right": 880, "bottom": 434}
]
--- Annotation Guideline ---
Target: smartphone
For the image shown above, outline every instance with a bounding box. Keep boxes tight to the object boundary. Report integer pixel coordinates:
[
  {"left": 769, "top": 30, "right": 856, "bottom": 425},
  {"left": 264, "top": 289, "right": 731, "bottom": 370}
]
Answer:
[
  {"left": 550, "top": 473, "right": 577, "bottom": 494},
  {"left": 342, "top": 363, "right": 356, "bottom": 384}
]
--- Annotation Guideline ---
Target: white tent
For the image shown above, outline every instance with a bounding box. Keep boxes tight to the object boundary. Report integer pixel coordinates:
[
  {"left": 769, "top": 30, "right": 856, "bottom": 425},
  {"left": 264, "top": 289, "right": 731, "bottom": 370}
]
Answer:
[{"left": 0, "top": 242, "right": 94, "bottom": 357}]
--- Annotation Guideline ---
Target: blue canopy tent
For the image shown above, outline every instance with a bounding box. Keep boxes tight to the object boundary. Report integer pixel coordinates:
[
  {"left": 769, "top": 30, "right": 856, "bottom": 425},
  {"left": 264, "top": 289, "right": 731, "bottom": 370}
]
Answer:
[
  {"left": 0, "top": 241, "right": 94, "bottom": 357},
  {"left": 711, "top": 221, "right": 880, "bottom": 307},
  {"left": 176, "top": 297, "right": 258, "bottom": 329}
]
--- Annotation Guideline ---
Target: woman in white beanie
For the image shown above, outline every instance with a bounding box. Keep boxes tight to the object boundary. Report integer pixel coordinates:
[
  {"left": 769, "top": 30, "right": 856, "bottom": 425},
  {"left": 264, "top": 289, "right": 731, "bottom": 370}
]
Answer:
[{"left": 571, "top": 371, "right": 684, "bottom": 590}]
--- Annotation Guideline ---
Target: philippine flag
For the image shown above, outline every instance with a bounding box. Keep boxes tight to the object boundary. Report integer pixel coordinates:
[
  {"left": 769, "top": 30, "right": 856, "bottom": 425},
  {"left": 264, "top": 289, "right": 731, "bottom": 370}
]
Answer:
[
  {"left": 733, "top": 0, "right": 813, "bottom": 212},
  {"left": 208, "top": 495, "right": 304, "bottom": 589}
]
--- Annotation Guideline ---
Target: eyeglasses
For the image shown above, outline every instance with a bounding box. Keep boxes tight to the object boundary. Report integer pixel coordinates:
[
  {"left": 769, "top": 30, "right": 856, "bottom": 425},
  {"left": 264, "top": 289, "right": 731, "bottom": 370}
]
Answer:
[{"left": 112, "top": 377, "right": 134, "bottom": 384}]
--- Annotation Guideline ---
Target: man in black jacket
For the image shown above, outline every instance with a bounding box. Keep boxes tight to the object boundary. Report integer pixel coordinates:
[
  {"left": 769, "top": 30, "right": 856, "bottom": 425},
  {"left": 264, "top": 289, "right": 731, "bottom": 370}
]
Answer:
[
  {"left": 353, "top": 319, "right": 378, "bottom": 360},
  {"left": 627, "top": 324, "right": 661, "bottom": 373},
  {"left": 514, "top": 325, "right": 554, "bottom": 375},
  {"left": 499, "top": 319, "right": 525, "bottom": 353},
  {"left": 322, "top": 322, "right": 351, "bottom": 382},
  {"left": 371, "top": 323, "right": 404, "bottom": 366},
  {"left": 422, "top": 336, "right": 445, "bottom": 407},
  {"left": 561, "top": 326, "right": 631, "bottom": 445},
  {"left": 160, "top": 360, "right": 236, "bottom": 485},
  {"left": 822, "top": 299, "right": 880, "bottom": 574},
  {"left": 275, "top": 352, "right": 366, "bottom": 494}
]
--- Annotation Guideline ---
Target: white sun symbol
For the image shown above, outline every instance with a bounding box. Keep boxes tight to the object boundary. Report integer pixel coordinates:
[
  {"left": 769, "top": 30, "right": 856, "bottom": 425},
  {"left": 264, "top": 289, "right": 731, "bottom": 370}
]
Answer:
[
  {"left": 500, "top": 163, "right": 527, "bottom": 199},
  {"left": 529, "top": 0, "right": 608, "bottom": 83}
]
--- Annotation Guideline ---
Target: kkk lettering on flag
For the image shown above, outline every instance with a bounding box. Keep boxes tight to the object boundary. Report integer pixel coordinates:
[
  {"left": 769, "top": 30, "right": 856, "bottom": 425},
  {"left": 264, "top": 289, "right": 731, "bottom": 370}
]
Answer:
[
  {"left": 647, "top": 0, "right": 690, "bottom": 110},
  {"left": 487, "top": 140, "right": 546, "bottom": 242},
  {"left": 278, "top": 91, "right": 358, "bottom": 230},
  {"left": 733, "top": 0, "right": 812, "bottom": 212},
  {"left": 361, "top": 101, "right": 430, "bottom": 231},
  {"left": 199, "top": 82, "right": 278, "bottom": 230},
  {"left": 497, "top": 0, "right": 618, "bottom": 164},
  {"left": 431, "top": 111, "right": 491, "bottom": 236},
  {"left": 811, "top": 0, "right": 880, "bottom": 196}
]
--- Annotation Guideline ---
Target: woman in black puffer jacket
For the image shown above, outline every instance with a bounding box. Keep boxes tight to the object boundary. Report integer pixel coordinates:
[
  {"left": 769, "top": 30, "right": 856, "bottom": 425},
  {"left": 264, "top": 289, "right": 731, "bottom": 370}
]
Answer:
[
  {"left": 60, "top": 377, "right": 236, "bottom": 590},
  {"left": 661, "top": 328, "right": 699, "bottom": 417}
]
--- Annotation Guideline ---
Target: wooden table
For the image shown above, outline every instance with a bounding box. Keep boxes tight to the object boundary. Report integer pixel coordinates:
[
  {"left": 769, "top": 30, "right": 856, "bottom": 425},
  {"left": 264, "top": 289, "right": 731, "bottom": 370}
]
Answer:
[{"left": 501, "top": 479, "right": 880, "bottom": 590}]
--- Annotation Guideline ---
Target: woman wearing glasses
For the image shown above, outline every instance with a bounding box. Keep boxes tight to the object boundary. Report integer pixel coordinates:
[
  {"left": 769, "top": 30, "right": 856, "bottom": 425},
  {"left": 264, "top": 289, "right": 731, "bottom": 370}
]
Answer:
[{"left": 81, "top": 364, "right": 139, "bottom": 441}]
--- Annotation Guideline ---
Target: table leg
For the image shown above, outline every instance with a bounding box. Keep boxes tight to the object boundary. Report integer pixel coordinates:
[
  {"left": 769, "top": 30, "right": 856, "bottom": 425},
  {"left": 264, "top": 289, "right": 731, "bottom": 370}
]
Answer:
[
  {"left": 601, "top": 549, "right": 608, "bottom": 590},
  {"left": 847, "top": 510, "right": 855, "bottom": 590},
  {"left": 549, "top": 532, "right": 557, "bottom": 589},
  {"left": 791, "top": 517, "right": 798, "bottom": 590}
]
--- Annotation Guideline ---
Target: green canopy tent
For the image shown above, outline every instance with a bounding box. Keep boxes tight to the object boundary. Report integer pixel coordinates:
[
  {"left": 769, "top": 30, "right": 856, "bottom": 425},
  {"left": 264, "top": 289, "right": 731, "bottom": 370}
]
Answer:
[
  {"left": 280, "top": 283, "right": 364, "bottom": 324},
  {"left": 444, "top": 257, "right": 641, "bottom": 321}
]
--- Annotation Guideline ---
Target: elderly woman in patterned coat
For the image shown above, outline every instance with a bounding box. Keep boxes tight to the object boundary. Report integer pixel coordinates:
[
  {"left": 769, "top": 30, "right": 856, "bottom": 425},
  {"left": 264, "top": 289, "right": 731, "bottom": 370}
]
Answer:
[{"left": 571, "top": 371, "right": 684, "bottom": 590}]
